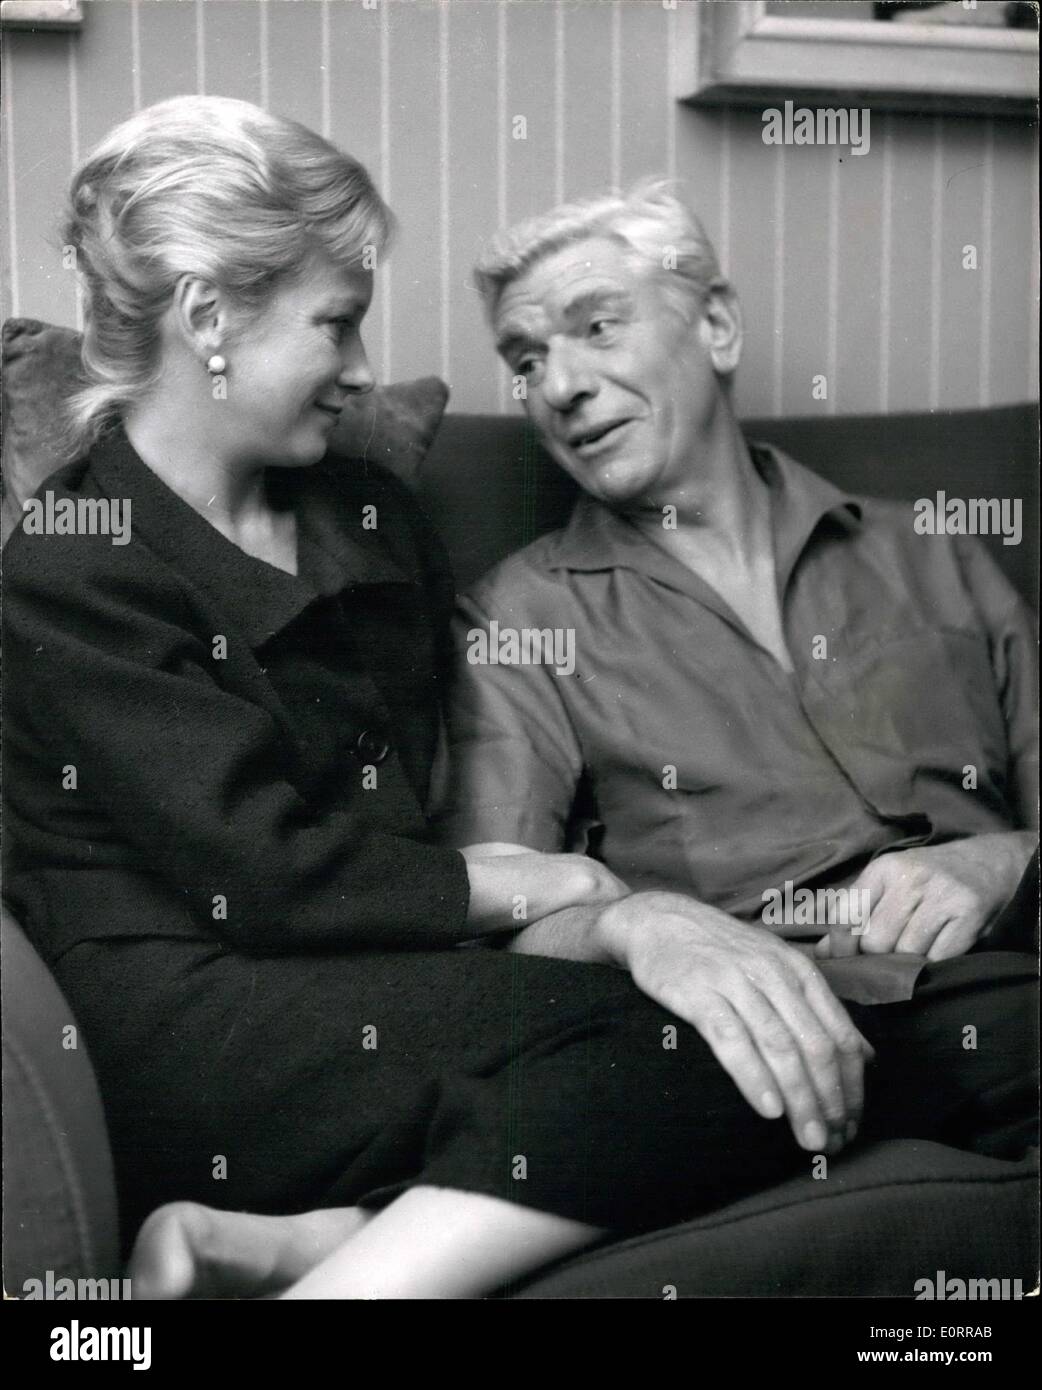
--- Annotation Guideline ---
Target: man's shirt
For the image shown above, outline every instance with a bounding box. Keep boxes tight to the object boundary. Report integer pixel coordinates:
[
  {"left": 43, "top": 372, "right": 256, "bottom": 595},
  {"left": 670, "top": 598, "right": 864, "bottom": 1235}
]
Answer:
[{"left": 437, "top": 444, "right": 1037, "bottom": 938}]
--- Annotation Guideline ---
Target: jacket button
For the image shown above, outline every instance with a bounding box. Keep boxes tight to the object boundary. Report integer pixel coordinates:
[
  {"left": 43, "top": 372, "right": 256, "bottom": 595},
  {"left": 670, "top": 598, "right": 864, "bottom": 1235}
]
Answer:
[{"left": 355, "top": 730, "right": 391, "bottom": 764}]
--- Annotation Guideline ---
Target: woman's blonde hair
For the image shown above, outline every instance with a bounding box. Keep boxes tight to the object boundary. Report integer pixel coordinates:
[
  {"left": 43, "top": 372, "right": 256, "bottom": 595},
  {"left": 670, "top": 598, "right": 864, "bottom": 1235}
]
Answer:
[
  {"left": 63, "top": 95, "right": 393, "bottom": 452},
  {"left": 473, "top": 177, "right": 724, "bottom": 327}
]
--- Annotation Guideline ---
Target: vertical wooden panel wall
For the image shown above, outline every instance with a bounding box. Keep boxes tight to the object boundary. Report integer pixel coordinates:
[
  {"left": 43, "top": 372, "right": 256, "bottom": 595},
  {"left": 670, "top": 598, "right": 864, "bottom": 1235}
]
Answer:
[{"left": 2, "top": 0, "right": 1037, "bottom": 416}]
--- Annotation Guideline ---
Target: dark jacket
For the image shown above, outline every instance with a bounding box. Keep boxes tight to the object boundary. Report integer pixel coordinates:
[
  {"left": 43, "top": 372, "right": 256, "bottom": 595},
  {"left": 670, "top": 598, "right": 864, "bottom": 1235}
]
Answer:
[{"left": 2, "top": 425, "right": 470, "bottom": 964}]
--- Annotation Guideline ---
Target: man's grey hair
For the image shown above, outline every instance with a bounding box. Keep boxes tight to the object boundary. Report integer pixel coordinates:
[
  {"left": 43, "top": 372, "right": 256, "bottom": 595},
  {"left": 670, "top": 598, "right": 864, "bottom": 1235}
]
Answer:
[{"left": 473, "top": 177, "right": 725, "bottom": 327}]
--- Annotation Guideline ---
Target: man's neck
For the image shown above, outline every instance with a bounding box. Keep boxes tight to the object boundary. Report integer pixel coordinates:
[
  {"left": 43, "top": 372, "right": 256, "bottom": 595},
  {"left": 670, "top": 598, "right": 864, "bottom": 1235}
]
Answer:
[
  {"left": 620, "top": 411, "right": 795, "bottom": 672},
  {"left": 627, "top": 412, "right": 773, "bottom": 575}
]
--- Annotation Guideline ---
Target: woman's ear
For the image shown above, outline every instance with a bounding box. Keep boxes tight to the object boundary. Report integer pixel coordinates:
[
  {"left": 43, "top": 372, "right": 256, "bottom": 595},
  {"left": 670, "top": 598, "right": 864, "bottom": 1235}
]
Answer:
[
  {"left": 170, "top": 274, "right": 227, "bottom": 362},
  {"left": 700, "top": 281, "right": 743, "bottom": 377}
]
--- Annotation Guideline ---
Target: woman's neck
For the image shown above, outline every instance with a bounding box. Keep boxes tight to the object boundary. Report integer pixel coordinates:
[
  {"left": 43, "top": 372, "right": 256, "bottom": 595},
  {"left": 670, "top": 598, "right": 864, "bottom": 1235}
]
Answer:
[
  {"left": 123, "top": 396, "right": 270, "bottom": 528},
  {"left": 122, "top": 391, "right": 304, "bottom": 576}
]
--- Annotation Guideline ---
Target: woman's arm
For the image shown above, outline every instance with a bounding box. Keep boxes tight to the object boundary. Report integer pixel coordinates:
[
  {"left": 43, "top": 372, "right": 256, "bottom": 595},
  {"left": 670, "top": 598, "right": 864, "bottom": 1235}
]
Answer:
[
  {"left": 3, "top": 548, "right": 615, "bottom": 953},
  {"left": 461, "top": 843, "right": 624, "bottom": 938}
]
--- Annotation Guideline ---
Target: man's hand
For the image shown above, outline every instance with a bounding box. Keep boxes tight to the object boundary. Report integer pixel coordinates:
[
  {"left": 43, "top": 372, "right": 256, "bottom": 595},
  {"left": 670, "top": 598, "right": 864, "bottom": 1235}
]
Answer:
[
  {"left": 598, "top": 892, "right": 874, "bottom": 1155},
  {"left": 815, "top": 831, "right": 1036, "bottom": 963}
]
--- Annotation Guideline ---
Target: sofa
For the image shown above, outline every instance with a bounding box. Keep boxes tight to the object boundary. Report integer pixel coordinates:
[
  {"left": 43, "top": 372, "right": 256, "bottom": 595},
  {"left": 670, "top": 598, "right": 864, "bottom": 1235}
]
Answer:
[{"left": 2, "top": 315, "right": 1038, "bottom": 1298}]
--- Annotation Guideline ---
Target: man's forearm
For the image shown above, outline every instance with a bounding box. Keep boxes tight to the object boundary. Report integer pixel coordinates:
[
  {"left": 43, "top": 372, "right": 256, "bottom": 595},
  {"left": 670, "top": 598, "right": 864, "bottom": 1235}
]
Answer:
[
  {"left": 504, "top": 891, "right": 714, "bottom": 965},
  {"left": 503, "top": 903, "right": 619, "bottom": 964}
]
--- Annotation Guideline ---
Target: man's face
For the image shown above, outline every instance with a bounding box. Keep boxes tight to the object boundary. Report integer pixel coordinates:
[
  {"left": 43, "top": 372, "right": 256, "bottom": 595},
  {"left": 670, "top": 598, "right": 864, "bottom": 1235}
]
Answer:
[{"left": 492, "top": 236, "right": 730, "bottom": 508}]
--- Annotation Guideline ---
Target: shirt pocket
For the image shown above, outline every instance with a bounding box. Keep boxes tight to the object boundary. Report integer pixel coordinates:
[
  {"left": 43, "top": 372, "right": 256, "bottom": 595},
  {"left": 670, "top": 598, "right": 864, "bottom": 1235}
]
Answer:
[{"left": 850, "top": 627, "right": 1010, "bottom": 785}]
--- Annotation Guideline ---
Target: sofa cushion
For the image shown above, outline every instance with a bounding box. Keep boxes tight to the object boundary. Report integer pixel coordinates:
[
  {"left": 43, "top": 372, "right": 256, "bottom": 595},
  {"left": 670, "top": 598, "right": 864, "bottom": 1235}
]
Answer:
[
  {"left": 0, "top": 319, "right": 86, "bottom": 545},
  {"left": 0, "top": 316, "right": 448, "bottom": 544},
  {"left": 513, "top": 1138, "right": 1039, "bottom": 1298}
]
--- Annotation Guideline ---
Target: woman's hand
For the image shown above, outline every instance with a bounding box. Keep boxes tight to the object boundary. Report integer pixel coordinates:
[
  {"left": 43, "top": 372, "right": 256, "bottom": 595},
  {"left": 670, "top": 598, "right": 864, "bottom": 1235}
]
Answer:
[
  {"left": 597, "top": 891, "right": 874, "bottom": 1155},
  {"left": 461, "top": 842, "right": 627, "bottom": 932}
]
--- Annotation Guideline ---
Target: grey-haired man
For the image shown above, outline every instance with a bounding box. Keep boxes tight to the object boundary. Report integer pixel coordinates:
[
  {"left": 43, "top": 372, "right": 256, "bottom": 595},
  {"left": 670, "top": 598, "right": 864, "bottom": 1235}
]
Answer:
[{"left": 439, "top": 181, "right": 1038, "bottom": 1161}]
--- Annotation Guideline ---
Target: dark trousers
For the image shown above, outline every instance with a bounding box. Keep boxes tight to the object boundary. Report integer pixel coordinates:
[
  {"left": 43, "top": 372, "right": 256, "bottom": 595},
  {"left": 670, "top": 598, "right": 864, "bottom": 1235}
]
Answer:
[
  {"left": 63, "top": 936, "right": 1037, "bottom": 1247},
  {"left": 319, "top": 949, "right": 1038, "bottom": 1235}
]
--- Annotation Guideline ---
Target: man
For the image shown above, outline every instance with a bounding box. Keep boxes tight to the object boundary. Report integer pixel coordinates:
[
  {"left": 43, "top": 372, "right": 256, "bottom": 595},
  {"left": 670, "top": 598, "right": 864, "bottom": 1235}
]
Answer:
[{"left": 438, "top": 179, "right": 1038, "bottom": 1157}]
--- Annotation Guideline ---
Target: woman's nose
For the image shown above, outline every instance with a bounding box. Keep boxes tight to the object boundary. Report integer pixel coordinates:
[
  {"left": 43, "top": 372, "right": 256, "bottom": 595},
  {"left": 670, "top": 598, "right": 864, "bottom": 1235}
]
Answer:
[{"left": 338, "top": 333, "right": 376, "bottom": 395}]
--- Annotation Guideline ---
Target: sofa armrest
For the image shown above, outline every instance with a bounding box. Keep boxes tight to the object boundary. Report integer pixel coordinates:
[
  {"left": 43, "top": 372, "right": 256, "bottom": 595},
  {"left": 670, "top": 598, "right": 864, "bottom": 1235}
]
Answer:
[{"left": 2, "top": 907, "right": 121, "bottom": 1291}]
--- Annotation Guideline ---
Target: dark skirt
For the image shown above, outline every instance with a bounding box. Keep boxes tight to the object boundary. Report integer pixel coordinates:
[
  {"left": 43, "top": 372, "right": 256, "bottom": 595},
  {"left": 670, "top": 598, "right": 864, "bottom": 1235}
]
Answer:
[{"left": 54, "top": 937, "right": 1038, "bottom": 1254}]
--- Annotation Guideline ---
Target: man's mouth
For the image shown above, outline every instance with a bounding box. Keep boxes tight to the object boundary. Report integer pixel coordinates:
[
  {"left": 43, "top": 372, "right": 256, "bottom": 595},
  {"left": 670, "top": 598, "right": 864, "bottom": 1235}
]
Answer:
[{"left": 567, "top": 419, "right": 632, "bottom": 454}]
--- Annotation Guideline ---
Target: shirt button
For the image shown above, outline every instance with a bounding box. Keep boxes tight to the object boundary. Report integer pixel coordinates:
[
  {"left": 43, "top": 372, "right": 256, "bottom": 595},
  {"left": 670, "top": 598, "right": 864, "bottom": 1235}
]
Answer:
[{"left": 355, "top": 730, "right": 391, "bottom": 764}]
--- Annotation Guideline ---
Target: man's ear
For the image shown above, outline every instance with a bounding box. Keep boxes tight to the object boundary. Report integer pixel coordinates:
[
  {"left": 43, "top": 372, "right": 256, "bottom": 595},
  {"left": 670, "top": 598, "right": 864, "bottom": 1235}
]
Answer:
[
  {"left": 170, "top": 274, "right": 230, "bottom": 362},
  {"left": 700, "top": 281, "right": 743, "bottom": 377}
]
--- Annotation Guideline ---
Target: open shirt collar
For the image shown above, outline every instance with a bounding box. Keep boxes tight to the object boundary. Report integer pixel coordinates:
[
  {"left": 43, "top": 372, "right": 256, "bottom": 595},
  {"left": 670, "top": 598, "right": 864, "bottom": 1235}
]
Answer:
[{"left": 543, "top": 441, "right": 863, "bottom": 601}]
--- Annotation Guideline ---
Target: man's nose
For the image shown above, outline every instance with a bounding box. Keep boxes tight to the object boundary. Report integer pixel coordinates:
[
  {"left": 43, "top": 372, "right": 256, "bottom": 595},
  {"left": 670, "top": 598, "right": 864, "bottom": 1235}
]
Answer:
[
  {"left": 541, "top": 337, "right": 597, "bottom": 412},
  {"left": 338, "top": 332, "right": 376, "bottom": 395}
]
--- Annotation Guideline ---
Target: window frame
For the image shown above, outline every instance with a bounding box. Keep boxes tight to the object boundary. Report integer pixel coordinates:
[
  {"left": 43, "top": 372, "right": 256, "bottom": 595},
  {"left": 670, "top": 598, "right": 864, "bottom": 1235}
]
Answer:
[{"left": 680, "top": 1, "right": 1038, "bottom": 114}]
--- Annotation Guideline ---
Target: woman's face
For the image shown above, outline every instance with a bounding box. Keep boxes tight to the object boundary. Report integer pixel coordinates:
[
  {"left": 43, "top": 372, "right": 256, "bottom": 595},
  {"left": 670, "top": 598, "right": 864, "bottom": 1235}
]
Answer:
[{"left": 222, "top": 252, "right": 375, "bottom": 468}]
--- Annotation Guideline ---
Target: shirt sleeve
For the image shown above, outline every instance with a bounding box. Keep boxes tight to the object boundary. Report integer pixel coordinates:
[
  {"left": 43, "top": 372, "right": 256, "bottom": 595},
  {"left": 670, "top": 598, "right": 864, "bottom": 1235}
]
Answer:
[
  {"left": 433, "top": 590, "right": 583, "bottom": 850},
  {"left": 954, "top": 536, "right": 1039, "bottom": 833},
  {"left": 3, "top": 552, "right": 471, "bottom": 953}
]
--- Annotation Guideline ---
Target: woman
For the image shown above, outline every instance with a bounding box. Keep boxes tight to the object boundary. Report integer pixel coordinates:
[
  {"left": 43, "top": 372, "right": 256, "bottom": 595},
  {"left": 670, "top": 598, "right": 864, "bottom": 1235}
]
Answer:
[
  {"left": 6, "top": 96, "right": 1014, "bottom": 1301},
  {"left": 0, "top": 96, "right": 773, "bottom": 1297}
]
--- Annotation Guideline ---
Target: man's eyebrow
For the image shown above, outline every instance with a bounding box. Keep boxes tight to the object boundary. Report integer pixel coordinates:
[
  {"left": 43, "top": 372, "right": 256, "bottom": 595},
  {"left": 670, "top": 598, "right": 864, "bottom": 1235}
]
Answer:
[
  {"left": 496, "top": 288, "right": 633, "bottom": 354},
  {"left": 495, "top": 324, "right": 543, "bottom": 357},
  {"left": 562, "top": 288, "right": 634, "bottom": 321}
]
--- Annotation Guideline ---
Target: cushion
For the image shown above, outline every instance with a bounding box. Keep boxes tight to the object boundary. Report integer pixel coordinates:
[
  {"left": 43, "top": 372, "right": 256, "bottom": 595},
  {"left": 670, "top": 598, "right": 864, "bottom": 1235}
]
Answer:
[
  {"left": 513, "top": 1138, "right": 1040, "bottom": 1298},
  {"left": 0, "top": 316, "right": 449, "bottom": 545},
  {"left": 1, "top": 319, "right": 86, "bottom": 544},
  {"left": 327, "top": 374, "right": 449, "bottom": 489}
]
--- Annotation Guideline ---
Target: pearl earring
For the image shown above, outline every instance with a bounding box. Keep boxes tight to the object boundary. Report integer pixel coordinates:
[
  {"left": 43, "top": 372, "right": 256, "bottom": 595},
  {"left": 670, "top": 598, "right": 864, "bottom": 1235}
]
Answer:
[{"left": 206, "top": 354, "right": 226, "bottom": 375}]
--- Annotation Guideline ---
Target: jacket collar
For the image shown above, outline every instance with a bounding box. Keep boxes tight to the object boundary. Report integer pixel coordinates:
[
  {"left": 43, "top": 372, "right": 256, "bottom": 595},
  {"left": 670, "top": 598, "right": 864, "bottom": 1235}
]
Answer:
[
  {"left": 87, "top": 425, "right": 409, "bottom": 649},
  {"left": 543, "top": 441, "right": 863, "bottom": 600}
]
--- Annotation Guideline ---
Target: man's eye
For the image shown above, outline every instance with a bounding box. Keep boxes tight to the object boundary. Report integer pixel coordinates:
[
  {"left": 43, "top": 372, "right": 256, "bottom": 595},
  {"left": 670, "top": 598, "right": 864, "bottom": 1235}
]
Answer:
[
  {"left": 518, "top": 357, "right": 545, "bottom": 382},
  {"left": 588, "top": 318, "right": 618, "bottom": 341}
]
